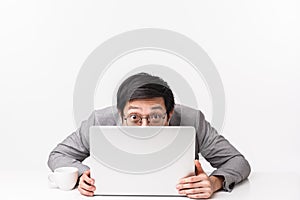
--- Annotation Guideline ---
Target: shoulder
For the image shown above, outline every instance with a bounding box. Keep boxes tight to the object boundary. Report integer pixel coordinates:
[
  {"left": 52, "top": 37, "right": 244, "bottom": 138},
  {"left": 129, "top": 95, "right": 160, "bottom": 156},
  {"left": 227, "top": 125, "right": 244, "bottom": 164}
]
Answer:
[
  {"left": 93, "top": 106, "right": 119, "bottom": 125},
  {"left": 171, "top": 104, "right": 205, "bottom": 126}
]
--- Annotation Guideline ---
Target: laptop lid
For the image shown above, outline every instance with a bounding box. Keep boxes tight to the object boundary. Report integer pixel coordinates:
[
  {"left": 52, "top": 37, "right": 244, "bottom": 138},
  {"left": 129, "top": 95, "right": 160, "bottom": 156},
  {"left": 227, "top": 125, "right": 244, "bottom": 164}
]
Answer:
[{"left": 89, "top": 126, "right": 195, "bottom": 196}]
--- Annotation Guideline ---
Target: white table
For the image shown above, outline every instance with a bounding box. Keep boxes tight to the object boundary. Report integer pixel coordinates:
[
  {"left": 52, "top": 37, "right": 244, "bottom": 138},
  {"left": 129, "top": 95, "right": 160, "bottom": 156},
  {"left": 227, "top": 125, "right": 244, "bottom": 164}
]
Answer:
[{"left": 2, "top": 170, "right": 300, "bottom": 200}]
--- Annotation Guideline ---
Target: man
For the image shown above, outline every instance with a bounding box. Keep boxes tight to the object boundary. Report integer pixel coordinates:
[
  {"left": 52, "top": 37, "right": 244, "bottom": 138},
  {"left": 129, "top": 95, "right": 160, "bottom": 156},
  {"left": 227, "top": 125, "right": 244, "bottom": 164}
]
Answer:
[{"left": 48, "top": 72, "right": 251, "bottom": 199}]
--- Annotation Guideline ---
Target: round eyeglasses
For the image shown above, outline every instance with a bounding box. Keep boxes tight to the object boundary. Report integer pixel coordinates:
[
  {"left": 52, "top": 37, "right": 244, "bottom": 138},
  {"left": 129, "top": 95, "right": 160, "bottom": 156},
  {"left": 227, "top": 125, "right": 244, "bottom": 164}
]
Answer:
[{"left": 124, "top": 112, "right": 167, "bottom": 126}]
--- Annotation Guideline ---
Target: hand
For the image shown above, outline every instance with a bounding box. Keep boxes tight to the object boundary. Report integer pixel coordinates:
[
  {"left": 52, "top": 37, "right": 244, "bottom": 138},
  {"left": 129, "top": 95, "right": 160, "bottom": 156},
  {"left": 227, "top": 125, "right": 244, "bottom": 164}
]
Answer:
[
  {"left": 176, "top": 160, "right": 223, "bottom": 199},
  {"left": 78, "top": 170, "right": 96, "bottom": 196}
]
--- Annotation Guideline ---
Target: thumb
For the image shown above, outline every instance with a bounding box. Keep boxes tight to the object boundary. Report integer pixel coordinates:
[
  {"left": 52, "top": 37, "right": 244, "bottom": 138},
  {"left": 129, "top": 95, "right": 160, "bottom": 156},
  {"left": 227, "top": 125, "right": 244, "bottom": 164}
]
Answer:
[
  {"left": 195, "top": 160, "right": 204, "bottom": 175},
  {"left": 84, "top": 170, "right": 91, "bottom": 176}
]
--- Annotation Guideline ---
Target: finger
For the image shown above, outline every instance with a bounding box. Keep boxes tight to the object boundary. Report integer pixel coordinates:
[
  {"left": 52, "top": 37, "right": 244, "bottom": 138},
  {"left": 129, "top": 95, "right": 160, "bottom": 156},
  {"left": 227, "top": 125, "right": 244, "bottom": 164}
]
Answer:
[
  {"left": 187, "top": 192, "right": 212, "bottom": 199},
  {"left": 176, "top": 181, "right": 202, "bottom": 190},
  {"left": 83, "top": 170, "right": 90, "bottom": 175},
  {"left": 78, "top": 186, "right": 94, "bottom": 197},
  {"left": 179, "top": 187, "right": 211, "bottom": 195},
  {"left": 82, "top": 173, "right": 95, "bottom": 185},
  {"left": 178, "top": 187, "right": 201, "bottom": 195},
  {"left": 179, "top": 175, "right": 201, "bottom": 184},
  {"left": 79, "top": 179, "right": 96, "bottom": 192},
  {"left": 177, "top": 178, "right": 212, "bottom": 190},
  {"left": 195, "top": 160, "right": 204, "bottom": 175},
  {"left": 179, "top": 174, "right": 208, "bottom": 184}
]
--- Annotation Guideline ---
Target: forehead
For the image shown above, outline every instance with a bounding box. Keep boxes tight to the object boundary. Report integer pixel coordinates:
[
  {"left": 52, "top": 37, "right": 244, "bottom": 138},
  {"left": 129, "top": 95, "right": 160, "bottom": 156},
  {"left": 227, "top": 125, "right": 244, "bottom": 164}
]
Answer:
[{"left": 124, "top": 97, "right": 166, "bottom": 112}]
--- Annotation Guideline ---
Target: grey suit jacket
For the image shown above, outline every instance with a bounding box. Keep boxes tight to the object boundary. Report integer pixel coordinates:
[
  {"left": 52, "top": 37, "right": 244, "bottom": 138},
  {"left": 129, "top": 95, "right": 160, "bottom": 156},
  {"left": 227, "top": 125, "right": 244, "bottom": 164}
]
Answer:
[{"left": 48, "top": 104, "right": 250, "bottom": 192}]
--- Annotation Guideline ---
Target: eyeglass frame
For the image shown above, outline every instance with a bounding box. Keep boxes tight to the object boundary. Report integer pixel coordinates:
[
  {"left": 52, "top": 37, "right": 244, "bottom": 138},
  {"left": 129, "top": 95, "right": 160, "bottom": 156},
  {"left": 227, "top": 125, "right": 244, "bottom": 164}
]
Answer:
[{"left": 123, "top": 112, "right": 168, "bottom": 126}]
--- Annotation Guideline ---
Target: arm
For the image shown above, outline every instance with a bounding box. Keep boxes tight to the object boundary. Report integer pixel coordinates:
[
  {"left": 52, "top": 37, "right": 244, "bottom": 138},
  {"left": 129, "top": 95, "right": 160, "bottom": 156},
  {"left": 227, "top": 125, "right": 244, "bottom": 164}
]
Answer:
[
  {"left": 47, "top": 107, "right": 118, "bottom": 196},
  {"left": 195, "top": 110, "right": 251, "bottom": 191},
  {"left": 47, "top": 111, "right": 96, "bottom": 176},
  {"left": 175, "top": 105, "right": 250, "bottom": 198}
]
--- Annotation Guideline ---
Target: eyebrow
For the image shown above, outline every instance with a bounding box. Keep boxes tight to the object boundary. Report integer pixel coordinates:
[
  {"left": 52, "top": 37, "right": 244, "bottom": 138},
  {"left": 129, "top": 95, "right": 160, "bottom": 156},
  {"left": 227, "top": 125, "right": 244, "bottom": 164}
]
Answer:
[
  {"left": 127, "top": 105, "right": 164, "bottom": 111},
  {"left": 128, "top": 106, "right": 142, "bottom": 110},
  {"left": 150, "top": 106, "right": 163, "bottom": 110}
]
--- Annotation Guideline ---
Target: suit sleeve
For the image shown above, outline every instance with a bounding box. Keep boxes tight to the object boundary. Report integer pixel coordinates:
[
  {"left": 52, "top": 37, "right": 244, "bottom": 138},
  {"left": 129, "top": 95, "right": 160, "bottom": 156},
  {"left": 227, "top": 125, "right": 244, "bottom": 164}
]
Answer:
[
  {"left": 195, "top": 110, "right": 251, "bottom": 192},
  {"left": 47, "top": 111, "right": 96, "bottom": 176}
]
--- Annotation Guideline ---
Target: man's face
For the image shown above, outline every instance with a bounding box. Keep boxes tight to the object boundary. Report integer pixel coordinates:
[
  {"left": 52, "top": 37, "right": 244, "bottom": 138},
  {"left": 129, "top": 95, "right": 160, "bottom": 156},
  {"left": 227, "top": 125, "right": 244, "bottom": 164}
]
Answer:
[{"left": 121, "top": 97, "right": 173, "bottom": 126}]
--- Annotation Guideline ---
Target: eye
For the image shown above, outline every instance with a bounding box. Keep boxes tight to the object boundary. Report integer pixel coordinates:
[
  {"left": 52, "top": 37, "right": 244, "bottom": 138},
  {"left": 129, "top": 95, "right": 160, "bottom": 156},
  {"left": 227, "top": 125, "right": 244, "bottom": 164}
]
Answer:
[
  {"left": 129, "top": 114, "right": 139, "bottom": 121},
  {"left": 150, "top": 113, "right": 162, "bottom": 119}
]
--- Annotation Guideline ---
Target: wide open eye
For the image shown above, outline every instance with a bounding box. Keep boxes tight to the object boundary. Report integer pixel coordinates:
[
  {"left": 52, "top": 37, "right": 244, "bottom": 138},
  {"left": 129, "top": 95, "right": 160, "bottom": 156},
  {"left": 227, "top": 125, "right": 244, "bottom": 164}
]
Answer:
[
  {"left": 149, "top": 113, "right": 164, "bottom": 123},
  {"left": 150, "top": 113, "right": 161, "bottom": 119},
  {"left": 129, "top": 114, "right": 140, "bottom": 122}
]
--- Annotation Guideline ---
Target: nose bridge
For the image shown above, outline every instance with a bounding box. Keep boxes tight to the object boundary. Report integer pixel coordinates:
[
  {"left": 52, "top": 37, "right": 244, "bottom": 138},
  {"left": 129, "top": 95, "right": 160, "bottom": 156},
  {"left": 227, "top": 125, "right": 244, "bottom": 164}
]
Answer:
[{"left": 141, "top": 117, "right": 149, "bottom": 126}]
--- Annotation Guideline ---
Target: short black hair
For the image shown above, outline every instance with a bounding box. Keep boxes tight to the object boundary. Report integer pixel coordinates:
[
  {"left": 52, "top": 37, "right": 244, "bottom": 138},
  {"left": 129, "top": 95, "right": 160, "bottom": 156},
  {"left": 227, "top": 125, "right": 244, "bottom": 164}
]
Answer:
[{"left": 117, "top": 72, "right": 175, "bottom": 118}]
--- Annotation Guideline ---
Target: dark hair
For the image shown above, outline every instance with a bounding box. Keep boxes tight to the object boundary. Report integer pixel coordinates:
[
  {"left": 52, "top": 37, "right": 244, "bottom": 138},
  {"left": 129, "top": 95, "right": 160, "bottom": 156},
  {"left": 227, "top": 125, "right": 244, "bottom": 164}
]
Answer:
[{"left": 117, "top": 73, "right": 175, "bottom": 118}]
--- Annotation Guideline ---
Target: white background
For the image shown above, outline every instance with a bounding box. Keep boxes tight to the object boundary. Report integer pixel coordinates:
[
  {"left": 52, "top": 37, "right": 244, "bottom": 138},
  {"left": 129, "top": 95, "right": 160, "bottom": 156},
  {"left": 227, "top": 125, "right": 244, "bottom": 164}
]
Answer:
[{"left": 0, "top": 0, "right": 299, "bottom": 177}]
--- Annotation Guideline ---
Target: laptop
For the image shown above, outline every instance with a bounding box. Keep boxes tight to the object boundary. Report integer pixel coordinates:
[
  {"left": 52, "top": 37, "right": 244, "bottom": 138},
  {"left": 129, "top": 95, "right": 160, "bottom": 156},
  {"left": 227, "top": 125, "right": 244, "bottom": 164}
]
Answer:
[{"left": 89, "top": 126, "right": 195, "bottom": 196}]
